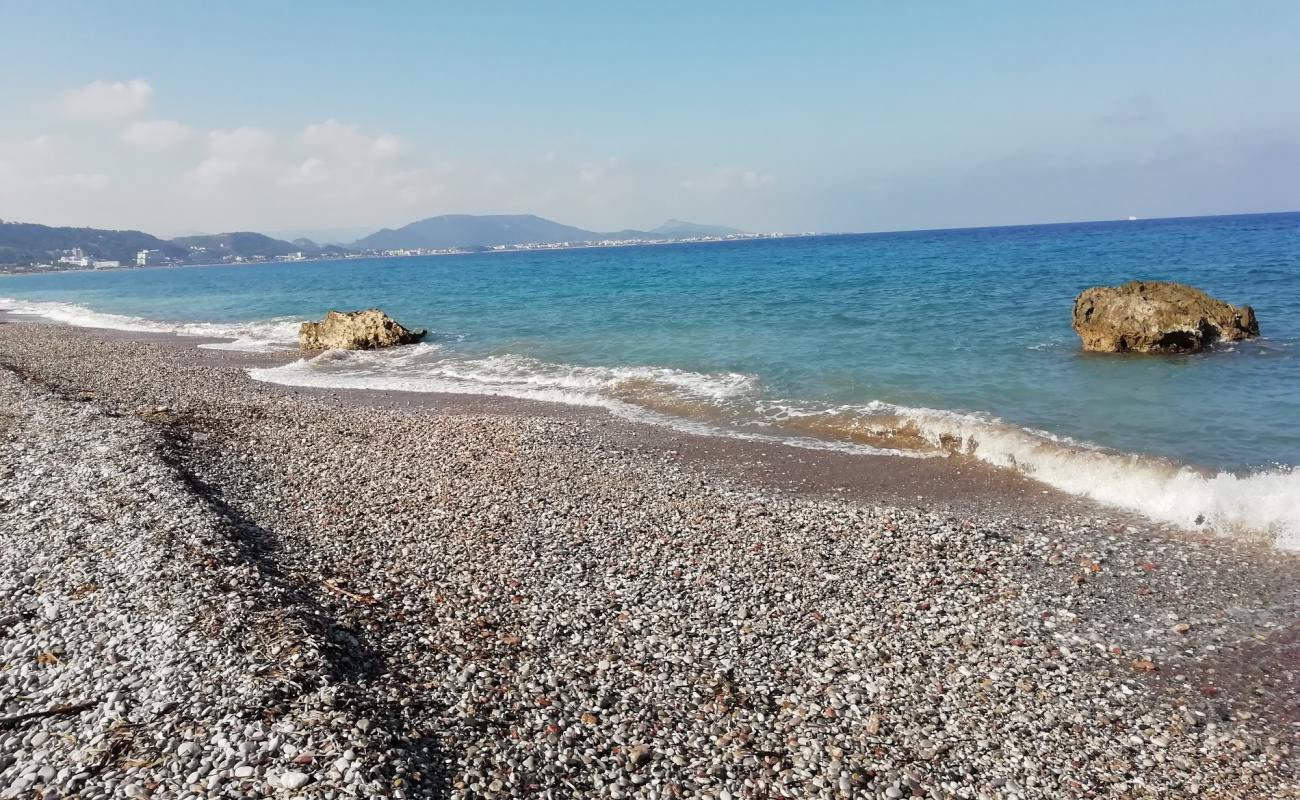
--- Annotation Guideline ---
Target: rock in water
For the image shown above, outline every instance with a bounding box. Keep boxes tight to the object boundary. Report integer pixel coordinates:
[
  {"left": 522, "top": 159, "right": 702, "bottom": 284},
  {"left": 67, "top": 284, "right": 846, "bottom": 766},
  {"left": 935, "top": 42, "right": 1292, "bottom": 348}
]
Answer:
[
  {"left": 298, "top": 309, "right": 426, "bottom": 350},
  {"left": 1072, "top": 280, "right": 1258, "bottom": 353}
]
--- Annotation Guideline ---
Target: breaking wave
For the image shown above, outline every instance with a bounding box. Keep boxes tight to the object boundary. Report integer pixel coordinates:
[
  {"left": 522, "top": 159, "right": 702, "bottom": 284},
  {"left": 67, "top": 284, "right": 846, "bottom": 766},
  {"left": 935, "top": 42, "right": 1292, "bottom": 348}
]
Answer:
[
  {"left": 0, "top": 296, "right": 301, "bottom": 352},
  {"left": 250, "top": 346, "right": 1300, "bottom": 550},
  {"left": 248, "top": 347, "right": 921, "bottom": 458},
  {"left": 769, "top": 402, "right": 1300, "bottom": 549}
]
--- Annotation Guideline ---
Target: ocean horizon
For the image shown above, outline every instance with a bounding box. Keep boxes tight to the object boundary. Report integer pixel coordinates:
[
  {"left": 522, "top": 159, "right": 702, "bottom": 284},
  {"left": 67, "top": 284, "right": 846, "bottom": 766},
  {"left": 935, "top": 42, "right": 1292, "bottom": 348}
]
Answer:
[{"left": 4, "top": 211, "right": 1299, "bottom": 545}]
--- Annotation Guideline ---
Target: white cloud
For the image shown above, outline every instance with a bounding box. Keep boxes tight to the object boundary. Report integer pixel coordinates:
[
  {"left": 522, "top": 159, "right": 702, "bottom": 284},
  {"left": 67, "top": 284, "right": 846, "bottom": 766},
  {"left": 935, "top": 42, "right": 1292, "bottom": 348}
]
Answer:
[
  {"left": 208, "top": 127, "right": 275, "bottom": 158},
  {"left": 189, "top": 128, "right": 276, "bottom": 185},
  {"left": 0, "top": 135, "right": 59, "bottom": 188},
  {"left": 301, "top": 119, "right": 403, "bottom": 159},
  {"left": 44, "top": 173, "right": 111, "bottom": 190},
  {"left": 683, "top": 166, "right": 775, "bottom": 193},
  {"left": 371, "top": 134, "right": 402, "bottom": 159},
  {"left": 8, "top": 79, "right": 790, "bottom": 233},
  {"left": 120, "top": 119, "right": 192, "bottom": 150},
  {"left": 29, "top": 134, "right": 57, "bottom": 154},
  {"left": 58, "top": 79, "right": 153, "bottom": 121},
  {"left": 191, "top": 158, "right": 247, "bottom": 184},
  {"left": 280, "top": 156, "right": 330, "bottom": 187}
]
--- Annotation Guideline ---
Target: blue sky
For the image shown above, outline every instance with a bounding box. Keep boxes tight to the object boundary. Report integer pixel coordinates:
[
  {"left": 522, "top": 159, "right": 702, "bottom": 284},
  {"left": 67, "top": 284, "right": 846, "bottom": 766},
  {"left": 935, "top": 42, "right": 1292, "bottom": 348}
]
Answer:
[{"left": 1, "top": 2, "right": 1297, "bottom": 237}]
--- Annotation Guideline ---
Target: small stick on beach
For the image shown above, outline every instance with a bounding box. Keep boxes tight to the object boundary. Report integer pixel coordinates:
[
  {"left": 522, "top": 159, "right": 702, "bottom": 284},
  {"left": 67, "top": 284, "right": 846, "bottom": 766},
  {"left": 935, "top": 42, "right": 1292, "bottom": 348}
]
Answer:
[
  {"left": 0, "top": 699, "right": 100, "bottom": 730},
  {"left": 322, "top": 578, "right": 379, "bottom": 605}
]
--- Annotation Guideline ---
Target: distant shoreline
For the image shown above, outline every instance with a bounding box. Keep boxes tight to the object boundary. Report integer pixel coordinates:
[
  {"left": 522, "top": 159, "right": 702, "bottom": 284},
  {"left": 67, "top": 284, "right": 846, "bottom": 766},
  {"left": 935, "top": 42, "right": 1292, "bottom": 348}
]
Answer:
[
  {"left": 0, "top": 231, "right": 819, "bottom": 276},
  {"left": 6, "top": 208, "right": 1299, "bottom": 276}
]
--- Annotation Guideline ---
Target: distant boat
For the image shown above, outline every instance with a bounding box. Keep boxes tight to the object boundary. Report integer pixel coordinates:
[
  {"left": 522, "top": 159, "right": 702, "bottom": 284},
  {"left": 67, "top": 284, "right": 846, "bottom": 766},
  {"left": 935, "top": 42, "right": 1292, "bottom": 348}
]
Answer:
[{"left": 1128, "top": 216, "right": 1138, "bottom": 221}]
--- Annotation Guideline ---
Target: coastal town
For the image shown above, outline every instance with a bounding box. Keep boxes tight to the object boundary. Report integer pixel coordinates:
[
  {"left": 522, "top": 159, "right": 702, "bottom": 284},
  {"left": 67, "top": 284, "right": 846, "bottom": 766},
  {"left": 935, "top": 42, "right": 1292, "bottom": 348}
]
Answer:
[{"left": 0, "top": 218, "right": 802, "bottom": 275}]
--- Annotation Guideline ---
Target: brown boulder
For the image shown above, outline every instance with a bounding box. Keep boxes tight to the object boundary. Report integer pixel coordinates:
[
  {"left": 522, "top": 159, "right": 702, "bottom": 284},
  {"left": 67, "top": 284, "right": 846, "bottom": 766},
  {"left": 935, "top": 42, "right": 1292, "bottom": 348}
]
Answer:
[
  {"left": 298, "top": 309, "right": 426, "bottom": 351},
  {"left": 1072, "top": 281, "right": 1258, "bottom": 353}
]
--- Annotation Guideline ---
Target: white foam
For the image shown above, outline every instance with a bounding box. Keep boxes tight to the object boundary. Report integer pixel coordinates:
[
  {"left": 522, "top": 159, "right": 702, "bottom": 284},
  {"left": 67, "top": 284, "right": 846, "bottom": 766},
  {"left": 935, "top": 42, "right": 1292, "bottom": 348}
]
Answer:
[
  {"left": 0, "top": 296, "right": 301, "bottom": 352},
  {"left": 250, "top": 348, "right": 1300, "bottom": 547},
  {"left": 249, "top": 348, "right": 920, "bottom": 458},
  {"left": 255, "top": 348, "right": 757, "bottom": 400},
  {"left": 892, "top": 405, "right": 1300, "bottom": 550}
]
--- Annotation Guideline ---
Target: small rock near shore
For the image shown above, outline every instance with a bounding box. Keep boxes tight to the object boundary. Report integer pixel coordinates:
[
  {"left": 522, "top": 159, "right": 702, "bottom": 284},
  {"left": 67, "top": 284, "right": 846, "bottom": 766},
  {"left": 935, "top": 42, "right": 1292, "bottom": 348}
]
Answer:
[
  {"left": 298, "top": 308, "right": 425, "bottom": 351},
  {"left": 1072, "top": 280, "right": 1259, "bottom": 353}
]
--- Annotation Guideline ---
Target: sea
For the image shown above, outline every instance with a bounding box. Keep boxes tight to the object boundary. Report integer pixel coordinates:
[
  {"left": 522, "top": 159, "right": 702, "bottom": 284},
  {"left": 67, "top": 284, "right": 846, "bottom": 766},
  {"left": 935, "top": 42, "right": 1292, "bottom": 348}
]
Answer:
[{"left": 3, "top": 212, "right": 1298, "bottom": 546}]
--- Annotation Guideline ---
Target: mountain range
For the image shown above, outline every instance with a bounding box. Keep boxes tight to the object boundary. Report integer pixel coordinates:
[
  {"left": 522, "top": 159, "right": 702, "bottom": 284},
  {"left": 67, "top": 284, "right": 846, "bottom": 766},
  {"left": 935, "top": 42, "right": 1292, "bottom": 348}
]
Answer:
[
  {"left": 0, "top": 215, "right": 748, "bottom": 265},
  {"left": 172, "top": 232, "right": 350, "bottom": 259},
  {"left": 352, "top": 214, "right": 746, "bottom": 250},
  {"left": 0, "top": 222, "right": 187, "bottom": 265}
]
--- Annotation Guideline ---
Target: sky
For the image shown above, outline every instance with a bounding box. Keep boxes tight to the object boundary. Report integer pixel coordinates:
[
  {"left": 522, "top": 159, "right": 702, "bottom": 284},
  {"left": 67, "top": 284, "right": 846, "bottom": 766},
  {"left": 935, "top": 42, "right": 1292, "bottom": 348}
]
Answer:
[{"left": 1, "top": 1, "right": 1298, "bottom": 240}]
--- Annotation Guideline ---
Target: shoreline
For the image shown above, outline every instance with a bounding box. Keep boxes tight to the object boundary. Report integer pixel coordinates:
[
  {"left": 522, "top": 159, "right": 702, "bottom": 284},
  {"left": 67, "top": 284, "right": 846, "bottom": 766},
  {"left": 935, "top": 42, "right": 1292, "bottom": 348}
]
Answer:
[
  {"left": 2, "top": 319, "right": 1298, "bottom": 797},
  {"left": 1, "top": 304, "right": 1295, "bottom": 547},
  {"left": 0, "top": 311, "right": 1131, "bottom": 519}
]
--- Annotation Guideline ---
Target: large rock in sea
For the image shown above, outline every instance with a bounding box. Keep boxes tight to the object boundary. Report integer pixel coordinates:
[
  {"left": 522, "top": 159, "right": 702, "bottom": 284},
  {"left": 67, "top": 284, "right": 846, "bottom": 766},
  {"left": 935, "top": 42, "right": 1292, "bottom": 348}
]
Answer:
[
  {"left": 1072, "top": 281, "right": 1259, "bottom": 353},
  {"left": 298, "top": 309, "right": 426, "bottom": 350}
]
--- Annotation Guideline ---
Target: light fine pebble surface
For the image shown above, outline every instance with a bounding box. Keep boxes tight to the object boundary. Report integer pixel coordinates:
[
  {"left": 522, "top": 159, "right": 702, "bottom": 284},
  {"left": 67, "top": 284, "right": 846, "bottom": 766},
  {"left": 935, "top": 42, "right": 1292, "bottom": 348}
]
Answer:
[{"left": 0, "top": 321, "right": 1297, "bottom": 799}]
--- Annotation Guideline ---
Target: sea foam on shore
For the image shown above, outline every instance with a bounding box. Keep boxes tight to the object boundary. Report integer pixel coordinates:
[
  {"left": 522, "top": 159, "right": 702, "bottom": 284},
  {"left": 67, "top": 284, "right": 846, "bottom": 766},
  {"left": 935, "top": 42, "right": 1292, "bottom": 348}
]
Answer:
[
  {"left": 249, "top": 345, "right": 1300, "bottom": 550},
  {"left": 0, "top": 296, "right": 301, "bottom": 351}
]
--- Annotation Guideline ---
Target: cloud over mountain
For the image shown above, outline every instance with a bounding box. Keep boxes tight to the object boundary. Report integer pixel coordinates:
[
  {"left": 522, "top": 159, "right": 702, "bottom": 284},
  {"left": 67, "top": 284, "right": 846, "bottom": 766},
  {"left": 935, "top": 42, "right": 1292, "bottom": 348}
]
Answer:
[
  {"left": 2, "top": 78, "right": 783, "bottom": 236},
  {"left": 120, "top": 120, "right": 192, "bottom": 150},
  {"left": 58, "top": 79, "right": 153, "bottom": 121}
]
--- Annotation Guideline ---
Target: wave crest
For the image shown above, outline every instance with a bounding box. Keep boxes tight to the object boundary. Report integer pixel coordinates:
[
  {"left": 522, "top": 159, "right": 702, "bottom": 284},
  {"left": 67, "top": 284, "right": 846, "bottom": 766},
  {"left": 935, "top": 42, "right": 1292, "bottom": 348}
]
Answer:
[
  {"left": 249, "top": 346, "right": 1300, "bottom": 549},
  {"left": 793, "top": 403, "right": 1300, "bottom": 548},
  {"left": 249, "top": 348, "right": 918, "bottom": 458},
  {"left": 0, "top": 296, "right": 301, "bottom": 352}
]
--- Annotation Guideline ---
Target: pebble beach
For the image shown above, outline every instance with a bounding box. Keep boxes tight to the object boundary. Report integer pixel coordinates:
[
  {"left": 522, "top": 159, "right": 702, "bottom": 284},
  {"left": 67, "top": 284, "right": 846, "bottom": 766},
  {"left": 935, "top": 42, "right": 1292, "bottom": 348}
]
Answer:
[{"left": 1, "top": 321, "right": 1297, "bottom": 799}]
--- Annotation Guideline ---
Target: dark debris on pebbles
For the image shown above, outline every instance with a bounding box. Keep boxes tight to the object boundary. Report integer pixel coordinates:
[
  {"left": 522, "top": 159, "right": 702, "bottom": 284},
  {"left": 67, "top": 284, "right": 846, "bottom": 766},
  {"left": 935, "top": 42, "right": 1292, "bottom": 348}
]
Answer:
[{"left": 0, "top": 322, "right": 1298, "bottom": 800}]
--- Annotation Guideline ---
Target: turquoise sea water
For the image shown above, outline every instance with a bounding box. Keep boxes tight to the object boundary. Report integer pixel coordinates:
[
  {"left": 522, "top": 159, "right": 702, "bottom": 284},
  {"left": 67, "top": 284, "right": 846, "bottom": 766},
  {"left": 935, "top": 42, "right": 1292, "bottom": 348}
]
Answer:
[{"left": 3, "top": 212, "right": 1299, "bottom": 542}]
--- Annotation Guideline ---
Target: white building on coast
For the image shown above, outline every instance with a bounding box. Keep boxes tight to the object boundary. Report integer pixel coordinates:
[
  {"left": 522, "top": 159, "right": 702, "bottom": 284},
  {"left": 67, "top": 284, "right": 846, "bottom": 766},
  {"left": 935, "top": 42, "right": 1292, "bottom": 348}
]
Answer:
[
  {"left": 136, "top": 249, "right": 165, "bottom": 266},
  {"left": 57, "top": 248, "right": 91, "bottom": 267}
]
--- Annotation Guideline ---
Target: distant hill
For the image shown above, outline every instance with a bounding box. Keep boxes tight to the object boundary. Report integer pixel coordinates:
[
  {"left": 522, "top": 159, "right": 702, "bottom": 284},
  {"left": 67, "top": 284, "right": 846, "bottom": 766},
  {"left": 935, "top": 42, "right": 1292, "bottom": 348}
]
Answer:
[
  {"left": 265, "top": 227, "right": 376, "bottom": 246},
  {"left": 352, "top": 214, "right": 748, "bottom": 250},
  {"left": 174, "top": 232, "right": 353, "bottom": 260},
  {"left": 0, "top": 221, "right": 359, "bottom": 266},
  {"left": 0, "top": 215, "right": 748, "bottom": 266},
  {"left": 354, "top": 214, "right": 600, "bottom": 250},
  {"left": 652, "top": 219, "right": 746, "bottom": 237},
  {"left": 0, "top": 222, "right": 184, "bottom": 264},
  {"left": 174, "top": 232, "right": 304, "bottom": 258}
]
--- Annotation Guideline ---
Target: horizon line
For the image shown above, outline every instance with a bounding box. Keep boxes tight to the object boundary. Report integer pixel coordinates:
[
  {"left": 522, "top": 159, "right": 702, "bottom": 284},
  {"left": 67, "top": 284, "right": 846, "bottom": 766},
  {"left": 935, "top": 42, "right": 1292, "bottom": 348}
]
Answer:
[{"left": 3, "top": 207, "right": 1297, "bottom": 245}]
